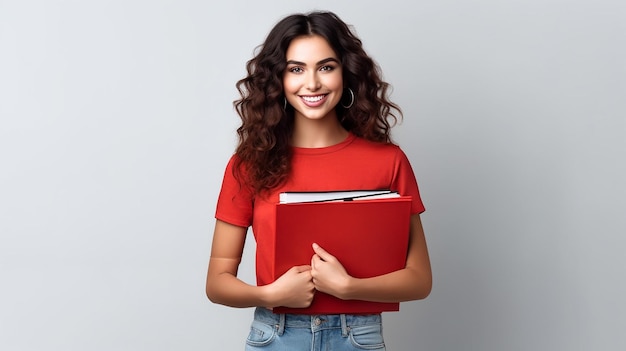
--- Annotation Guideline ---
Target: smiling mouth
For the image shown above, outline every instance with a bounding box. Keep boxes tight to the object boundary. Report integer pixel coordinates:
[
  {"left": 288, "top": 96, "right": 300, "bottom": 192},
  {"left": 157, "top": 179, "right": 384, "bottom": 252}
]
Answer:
[{"left": 300, "top": 94, "right": 328, "bottom": 103}]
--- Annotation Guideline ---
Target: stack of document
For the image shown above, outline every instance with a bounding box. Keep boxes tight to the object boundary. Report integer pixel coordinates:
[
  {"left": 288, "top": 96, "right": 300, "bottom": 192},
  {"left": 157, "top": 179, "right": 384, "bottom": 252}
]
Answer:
[
  {"left": 273, "top": 190, "right": 411, "bottom": 314},
  {"left": 279, "top": 189, "right": 400, "bottom": 204}
]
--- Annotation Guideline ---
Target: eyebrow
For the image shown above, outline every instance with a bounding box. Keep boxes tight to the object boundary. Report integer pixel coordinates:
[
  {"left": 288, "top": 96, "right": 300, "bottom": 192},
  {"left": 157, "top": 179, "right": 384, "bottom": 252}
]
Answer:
[{"left": 285, "top": 57, "right": 340, "bottom": 66}]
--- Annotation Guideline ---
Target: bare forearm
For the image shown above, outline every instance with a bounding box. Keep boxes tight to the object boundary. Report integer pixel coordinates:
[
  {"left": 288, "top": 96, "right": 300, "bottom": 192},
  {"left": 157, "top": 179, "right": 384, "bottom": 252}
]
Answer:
[
  {"left": 343, "top": 267, "right": 432, "bottom": 303},
  {"left": 206, "top": 222, "right": 274, "bottom": 308},
  {"left": 206, "top": 258, "right": 315, "bottom": 309},
  {"left": 206, "top": 271, "right": 271, "bottom": 308}
]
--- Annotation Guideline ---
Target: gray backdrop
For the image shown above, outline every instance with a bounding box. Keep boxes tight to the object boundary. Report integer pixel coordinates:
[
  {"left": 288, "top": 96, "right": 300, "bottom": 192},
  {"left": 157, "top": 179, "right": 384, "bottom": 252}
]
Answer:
[{"left": 1, "top": 0, "right": 624, "bottom": 350}]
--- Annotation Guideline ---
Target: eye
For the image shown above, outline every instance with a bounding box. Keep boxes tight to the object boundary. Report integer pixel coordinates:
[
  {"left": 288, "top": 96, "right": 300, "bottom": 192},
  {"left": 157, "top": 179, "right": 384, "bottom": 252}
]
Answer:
[
  {"left": 288, "top": 66, "right": 304, "bottom": 74},
  {"left": 319, "top": 65, "right": 335, "bottom": 72}
]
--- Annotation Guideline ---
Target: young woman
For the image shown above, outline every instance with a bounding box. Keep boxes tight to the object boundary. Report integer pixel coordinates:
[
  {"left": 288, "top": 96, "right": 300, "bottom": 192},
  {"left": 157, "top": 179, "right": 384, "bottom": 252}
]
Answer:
[{"left": 206, "top": 11, "right": 432, "bottom": 350}]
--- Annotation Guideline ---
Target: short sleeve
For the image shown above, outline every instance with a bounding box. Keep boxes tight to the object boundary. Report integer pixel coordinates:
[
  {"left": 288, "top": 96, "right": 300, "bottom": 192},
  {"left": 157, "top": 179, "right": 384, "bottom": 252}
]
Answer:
[
  {"left": 214, "top": 155, "right": 254, "bottom": 227},
  {"left": 391, "top": 148, "right": 425, "bottom": 214}
]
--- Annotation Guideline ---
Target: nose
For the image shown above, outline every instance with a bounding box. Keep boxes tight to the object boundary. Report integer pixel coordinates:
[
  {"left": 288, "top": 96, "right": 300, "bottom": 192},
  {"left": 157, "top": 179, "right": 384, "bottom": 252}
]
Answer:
[{"left": 305, "top": 71, "right": 321, "bottom": 91}]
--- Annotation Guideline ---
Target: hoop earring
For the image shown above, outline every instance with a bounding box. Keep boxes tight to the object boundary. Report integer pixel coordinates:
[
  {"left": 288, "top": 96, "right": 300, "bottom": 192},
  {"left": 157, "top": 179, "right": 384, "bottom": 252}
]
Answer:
[
  {"left": 341, "top": 88, "right": 355, "bottom": 109},
  {"left": 283, "top": 97, "right": 288, "bottom": 112}
]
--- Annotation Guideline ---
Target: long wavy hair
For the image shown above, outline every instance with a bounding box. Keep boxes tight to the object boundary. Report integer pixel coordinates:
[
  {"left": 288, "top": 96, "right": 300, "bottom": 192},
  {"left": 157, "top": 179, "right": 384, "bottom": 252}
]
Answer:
[{"left": 233, "top": 11, "right": 402, "bottom": 195}]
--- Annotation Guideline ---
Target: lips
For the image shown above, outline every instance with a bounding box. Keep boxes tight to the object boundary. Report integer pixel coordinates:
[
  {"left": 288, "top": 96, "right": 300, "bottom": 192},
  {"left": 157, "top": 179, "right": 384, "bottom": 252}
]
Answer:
[{"left": 299, "top": 94, "right": 328, "bottom": 107}]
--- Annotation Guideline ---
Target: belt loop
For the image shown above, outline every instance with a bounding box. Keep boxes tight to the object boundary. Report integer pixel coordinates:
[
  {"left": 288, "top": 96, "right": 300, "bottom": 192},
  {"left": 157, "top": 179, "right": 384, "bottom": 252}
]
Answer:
[
  {"left": 340, "top": 314, "right": 349, "bottom": 337},
  {"left": 276, "top": 313, "right": 286, "bottom": 336}
]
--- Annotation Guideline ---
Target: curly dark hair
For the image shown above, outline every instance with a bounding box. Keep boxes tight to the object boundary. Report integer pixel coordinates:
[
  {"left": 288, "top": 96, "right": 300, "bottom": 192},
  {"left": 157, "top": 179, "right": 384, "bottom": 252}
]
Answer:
[{"left": 233, "top": 11, "right": 402, "bottom": 194}]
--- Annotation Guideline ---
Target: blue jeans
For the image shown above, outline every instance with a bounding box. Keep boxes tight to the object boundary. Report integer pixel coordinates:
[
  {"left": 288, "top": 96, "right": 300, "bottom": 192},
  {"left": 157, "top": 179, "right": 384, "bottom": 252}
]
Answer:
[{"left": 245, "top": 307, "right": 386, "bottom": 350}]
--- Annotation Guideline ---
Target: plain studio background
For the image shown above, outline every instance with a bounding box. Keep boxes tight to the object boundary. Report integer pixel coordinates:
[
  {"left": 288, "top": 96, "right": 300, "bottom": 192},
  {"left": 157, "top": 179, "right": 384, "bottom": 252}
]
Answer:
[{"left": 1, "top": 0, "right": 624, "bottom": 350}]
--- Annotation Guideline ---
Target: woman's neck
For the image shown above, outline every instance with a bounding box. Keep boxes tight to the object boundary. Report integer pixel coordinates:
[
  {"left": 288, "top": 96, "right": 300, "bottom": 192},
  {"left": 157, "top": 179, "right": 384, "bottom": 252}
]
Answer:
[{"left": 291, "top": 116, "right": 348, "bottom": 148}]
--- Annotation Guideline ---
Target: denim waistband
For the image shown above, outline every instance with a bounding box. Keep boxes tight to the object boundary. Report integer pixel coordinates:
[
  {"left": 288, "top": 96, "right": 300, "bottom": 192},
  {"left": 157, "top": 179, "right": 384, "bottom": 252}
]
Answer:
[{"left": 253, "top": 307, "right": 382, "bottom": 336}]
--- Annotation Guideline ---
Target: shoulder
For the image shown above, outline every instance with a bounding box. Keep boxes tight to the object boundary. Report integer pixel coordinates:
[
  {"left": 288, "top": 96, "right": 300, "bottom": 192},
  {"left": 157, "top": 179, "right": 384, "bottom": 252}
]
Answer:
[
  {"left": 223, "top": 153, "right": 251, "bottom": 176},
  {"left": 349, "top": 136, "right": 415, "bottom": 172},
  {"left": 349, "top": 136, "right": 404, "bottom": 156},
  {"left": 220, "top": 153, "right": 254, "bottom": 191}
]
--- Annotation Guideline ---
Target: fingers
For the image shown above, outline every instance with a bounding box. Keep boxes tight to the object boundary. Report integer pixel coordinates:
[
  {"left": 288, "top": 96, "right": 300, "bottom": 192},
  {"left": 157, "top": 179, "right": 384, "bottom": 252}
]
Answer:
[
  {"left": 312, "top": 243, "right": 334, "bottom": 262},
  {"left": 275, "top": 266, "right": 316, "bottom": 309},
  {"left": 292, "top": 265, "right": 312, "bottom": 273},
  {"left": 312, "top": 242, "right": 324, "bottom": 254}
]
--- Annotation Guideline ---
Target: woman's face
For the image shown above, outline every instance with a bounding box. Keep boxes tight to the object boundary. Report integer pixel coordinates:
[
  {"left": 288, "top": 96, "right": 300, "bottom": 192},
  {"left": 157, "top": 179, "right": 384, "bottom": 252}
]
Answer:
[{"left": 283, "top": 35, "right": 343, "bottom": 123}]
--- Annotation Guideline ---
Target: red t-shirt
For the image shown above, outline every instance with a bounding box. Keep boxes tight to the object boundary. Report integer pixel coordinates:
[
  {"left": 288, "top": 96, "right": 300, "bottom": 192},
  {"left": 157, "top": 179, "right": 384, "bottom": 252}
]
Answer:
[{"left": 215, "top": 133, "right": 425, "bottom": 287}]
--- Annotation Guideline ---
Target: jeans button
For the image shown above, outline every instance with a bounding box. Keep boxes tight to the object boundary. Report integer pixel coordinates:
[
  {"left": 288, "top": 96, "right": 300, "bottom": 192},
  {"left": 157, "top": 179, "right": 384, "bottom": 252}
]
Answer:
[{"left": 314, "top": 317, "right": 322, "bottom": 326}]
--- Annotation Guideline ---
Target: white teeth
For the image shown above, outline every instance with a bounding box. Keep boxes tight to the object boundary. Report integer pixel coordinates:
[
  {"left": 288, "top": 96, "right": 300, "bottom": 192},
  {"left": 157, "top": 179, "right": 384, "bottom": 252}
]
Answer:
[{"left": 301, "top": 95, "right": 325, "bottom": 102}]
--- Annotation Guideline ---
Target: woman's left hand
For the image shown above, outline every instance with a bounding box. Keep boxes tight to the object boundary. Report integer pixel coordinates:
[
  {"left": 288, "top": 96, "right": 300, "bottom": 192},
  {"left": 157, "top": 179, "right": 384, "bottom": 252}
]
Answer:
[{"left": 310, "top": 243, "right": 353, "bottom": 300}]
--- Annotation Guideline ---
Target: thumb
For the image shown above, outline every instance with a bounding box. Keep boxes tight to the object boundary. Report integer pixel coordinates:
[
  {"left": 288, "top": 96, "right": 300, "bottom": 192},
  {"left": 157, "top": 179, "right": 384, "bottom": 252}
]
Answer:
[{"left": 312, "top": 243, "right": 333, "bottom": 261}]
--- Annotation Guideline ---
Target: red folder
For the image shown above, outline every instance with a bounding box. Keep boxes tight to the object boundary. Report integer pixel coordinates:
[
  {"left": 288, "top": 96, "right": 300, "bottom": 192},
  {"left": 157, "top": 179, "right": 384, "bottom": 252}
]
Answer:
[{"left": 273, "top": 196, "right": 412, "bottom": 314}]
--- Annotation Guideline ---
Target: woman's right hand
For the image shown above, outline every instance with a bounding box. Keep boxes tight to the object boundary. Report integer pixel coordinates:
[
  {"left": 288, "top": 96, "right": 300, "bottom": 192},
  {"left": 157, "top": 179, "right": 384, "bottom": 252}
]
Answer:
[{"left": 265, "top": 265, "right": 315, "bottom": 308}]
